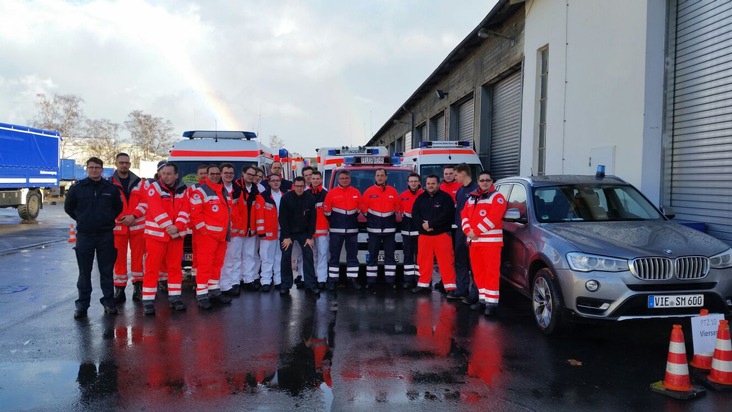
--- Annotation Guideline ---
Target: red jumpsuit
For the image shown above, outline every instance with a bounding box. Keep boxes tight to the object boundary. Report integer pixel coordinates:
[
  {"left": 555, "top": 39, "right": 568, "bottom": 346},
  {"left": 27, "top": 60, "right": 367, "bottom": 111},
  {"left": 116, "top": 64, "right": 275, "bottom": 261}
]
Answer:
[
  {"left": 461, "top": 187, "right": 506, "bottom": 305},
  {"left": 189, "top": 178, "right": 231, "bottom": 299},
  {"left": 185, "top": 179, "right": 206, "bottom": 276},
  {"left": 142, "top": 179, "right": 189, "bottom": 303},
  {"left": 440, "top": 180, "right": 461, "bottom": 203},
  {"left": 110, "top": 172, "right": 145, "bottom": 287}
]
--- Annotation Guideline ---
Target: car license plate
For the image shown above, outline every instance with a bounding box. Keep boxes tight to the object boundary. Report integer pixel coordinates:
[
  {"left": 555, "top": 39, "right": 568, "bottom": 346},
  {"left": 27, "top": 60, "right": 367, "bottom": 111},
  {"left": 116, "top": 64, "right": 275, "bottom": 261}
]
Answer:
[
  {"left": 184, "top": 253, "right": 193, "bottom": 262},
  {"left": 648, "top": 294, "right": 703, "bottom": 308}
]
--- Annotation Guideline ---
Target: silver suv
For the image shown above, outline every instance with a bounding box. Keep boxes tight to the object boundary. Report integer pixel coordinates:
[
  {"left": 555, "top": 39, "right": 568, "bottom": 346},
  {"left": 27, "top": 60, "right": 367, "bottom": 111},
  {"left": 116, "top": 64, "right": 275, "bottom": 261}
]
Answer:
[{"left": 495, "top": 175, "right": 732, "bottom": 335}]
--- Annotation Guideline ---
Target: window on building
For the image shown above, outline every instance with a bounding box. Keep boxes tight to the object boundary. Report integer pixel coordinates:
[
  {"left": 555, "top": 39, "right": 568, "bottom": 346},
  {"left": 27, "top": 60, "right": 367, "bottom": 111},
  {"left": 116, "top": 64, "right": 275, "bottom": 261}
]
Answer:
[{"left": 536, "top": 47, "right": 549, "bottom": 176}]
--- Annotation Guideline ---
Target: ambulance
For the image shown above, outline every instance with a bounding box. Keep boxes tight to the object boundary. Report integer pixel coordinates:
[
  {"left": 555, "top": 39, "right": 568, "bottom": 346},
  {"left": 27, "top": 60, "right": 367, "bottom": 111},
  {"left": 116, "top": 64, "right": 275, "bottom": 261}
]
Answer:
[
  {"left": 327, "top": 149, "right": 412, "bottom": 267},
  {"left": 167, "top": 130, "right": 275, "bottom": 269},
  {"left": 399, "top": 141, "right": 483, "bottom": 183},
  {"left": 168, "top": 130, "right": 275, "bottom": 184},
  {"left": 316, "top": 146, "right": 388, "bottom": 186}
]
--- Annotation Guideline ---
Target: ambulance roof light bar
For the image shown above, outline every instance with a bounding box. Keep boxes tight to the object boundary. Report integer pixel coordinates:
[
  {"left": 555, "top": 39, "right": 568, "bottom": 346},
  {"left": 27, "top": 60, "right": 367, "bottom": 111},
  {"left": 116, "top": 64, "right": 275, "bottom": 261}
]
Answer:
[
  {"left": 327, "top": 146, "right": 379, "bottom": 156},
  {"left": 343, "top": 155, "right": 392, "bottom": 166},
  {"left": 418, "top": 140, "right": 471, "bottom": 148},
  {"left": 182, "top": 130, "right": 258, "bottom": 140}
]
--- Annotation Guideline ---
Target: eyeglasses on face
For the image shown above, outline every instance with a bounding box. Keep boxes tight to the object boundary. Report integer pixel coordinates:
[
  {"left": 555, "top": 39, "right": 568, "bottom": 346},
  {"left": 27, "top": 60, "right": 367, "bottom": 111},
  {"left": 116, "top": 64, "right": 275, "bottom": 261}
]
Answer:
[
  {"left": 87, "top": 166, "right": 103, "bottom": 170},
  {"left": 293, "top": 184, "right": 305, "bottom": 188},
  {"left": 209, "top": 172, "right": 221, "bottom": 176}
]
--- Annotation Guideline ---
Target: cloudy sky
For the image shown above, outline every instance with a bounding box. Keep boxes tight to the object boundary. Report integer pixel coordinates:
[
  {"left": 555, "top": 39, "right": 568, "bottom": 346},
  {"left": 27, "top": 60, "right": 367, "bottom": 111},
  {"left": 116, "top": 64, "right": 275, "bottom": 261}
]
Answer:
[{"left": 0, "top": 0, "right": 497, "bottom": 157}]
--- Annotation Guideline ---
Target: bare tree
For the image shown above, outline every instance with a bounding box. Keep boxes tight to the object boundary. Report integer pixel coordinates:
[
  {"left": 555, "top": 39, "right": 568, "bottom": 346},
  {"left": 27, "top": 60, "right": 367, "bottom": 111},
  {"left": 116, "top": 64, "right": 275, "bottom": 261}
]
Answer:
[
  {"left": 32, "top": 93, "right": 86, "bottom": 158},
  {"left": 124, "top": 110, "right": 176, "bottom": 161},
  {"left": 269, "top": 135, "right": 285, "bottom": 150},
  {"left": 84, "top": 119, "right": 122, "bottom": 165}
]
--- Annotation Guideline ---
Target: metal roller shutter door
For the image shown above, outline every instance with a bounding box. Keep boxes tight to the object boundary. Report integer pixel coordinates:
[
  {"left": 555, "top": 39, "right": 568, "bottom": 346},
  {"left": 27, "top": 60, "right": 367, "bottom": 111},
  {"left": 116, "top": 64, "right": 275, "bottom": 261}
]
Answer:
[
  {"left": 457, "top": 99, "right": 474, "bottom": 142},
  {"left": 668, "top": 0, "right": 732, "bottom": 243},
  {"left": 490, "top": 71, "right": 522, "bottom": 180},
  {"left": 435, "top": 114, "right": 446, "bottom": 141}
]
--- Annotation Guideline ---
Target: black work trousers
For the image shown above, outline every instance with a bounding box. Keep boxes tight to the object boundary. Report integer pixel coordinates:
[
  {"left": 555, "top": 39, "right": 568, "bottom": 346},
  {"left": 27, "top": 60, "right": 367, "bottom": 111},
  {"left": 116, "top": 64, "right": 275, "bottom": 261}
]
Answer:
[
  {"left": 281, "top": 233, "right": 316, "bottom": 290},
  {"left": 74, "top": 231, "right": 116, "bottom": 310}
]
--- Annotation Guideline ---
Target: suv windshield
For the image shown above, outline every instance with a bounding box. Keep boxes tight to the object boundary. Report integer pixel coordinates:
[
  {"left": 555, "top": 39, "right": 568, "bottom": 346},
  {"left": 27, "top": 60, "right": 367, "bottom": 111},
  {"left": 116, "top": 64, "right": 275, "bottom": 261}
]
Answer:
[
  {"left": 532, "top": 184, "right": 665, "bottom": 223},
  {"left": 333, "top": 169, "right": 413, "bottom": 193}
]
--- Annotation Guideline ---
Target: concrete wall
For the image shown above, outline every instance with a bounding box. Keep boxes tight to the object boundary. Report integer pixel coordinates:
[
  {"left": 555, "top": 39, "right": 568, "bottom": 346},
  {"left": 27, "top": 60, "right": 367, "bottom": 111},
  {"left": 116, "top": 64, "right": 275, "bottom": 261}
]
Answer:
[{"left": 520, "top": 0, "right": 666, "bottom": 203}]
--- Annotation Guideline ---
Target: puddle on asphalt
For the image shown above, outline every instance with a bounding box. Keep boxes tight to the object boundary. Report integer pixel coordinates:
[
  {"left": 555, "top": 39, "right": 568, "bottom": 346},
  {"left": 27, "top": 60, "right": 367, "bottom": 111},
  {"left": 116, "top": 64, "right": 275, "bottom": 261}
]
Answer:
[{"left": 0, "top": 360, "right": 89, "bottom": 410}]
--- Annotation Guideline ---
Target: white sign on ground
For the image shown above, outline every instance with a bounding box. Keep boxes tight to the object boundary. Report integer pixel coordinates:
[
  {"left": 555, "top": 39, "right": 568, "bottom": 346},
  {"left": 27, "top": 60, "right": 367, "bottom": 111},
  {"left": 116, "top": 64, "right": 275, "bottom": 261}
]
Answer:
[{"left": 690, "top": 313, "right": 725, "bottom": 355}]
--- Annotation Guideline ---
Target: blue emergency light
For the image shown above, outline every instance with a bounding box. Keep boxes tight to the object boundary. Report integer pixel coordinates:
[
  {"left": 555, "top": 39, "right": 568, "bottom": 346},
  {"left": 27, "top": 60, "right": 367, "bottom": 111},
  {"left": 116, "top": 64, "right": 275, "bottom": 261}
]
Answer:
[
  {"left": 390, "top": 156, "right": 401, "bottom": 165},
  {"left": 279, "top": 148, "right": 289, "bottom": 158},
  {"left": 344, "top": 156, "right": 356, "bottom": 165}
]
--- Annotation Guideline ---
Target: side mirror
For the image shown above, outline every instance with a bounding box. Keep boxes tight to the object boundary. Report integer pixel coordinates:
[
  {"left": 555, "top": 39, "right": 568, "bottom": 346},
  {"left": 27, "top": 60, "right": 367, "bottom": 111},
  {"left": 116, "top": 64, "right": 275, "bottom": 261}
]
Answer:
[
  {"left": 504, "top": 208, "right": 525, "bottom": 223},
  {"left": 660, "top": 206, "right": 676, "bottom": 220}
]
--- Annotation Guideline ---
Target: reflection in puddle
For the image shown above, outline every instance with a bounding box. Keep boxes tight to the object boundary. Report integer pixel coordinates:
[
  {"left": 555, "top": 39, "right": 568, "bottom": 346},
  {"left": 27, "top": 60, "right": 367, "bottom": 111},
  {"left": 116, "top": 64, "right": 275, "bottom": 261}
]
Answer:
[{"left": 0, "top": 361, "right": 93, "bottom": 410}]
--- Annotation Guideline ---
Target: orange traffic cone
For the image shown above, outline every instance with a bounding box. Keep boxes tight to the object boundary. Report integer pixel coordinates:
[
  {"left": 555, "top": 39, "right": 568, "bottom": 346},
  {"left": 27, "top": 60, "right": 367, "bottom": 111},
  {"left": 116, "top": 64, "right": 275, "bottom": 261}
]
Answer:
[
  {"left": 68, "top": 224, "right": 76, "bottom": 243},
  {"left": 706, "top": 319, "right": 732, "bottom": 390},
  {"left": 650, "top": 324, "right": 705, "bottom": 399},
  {"left": 690, "top": 309, "right": 714, "bottom": 370}
]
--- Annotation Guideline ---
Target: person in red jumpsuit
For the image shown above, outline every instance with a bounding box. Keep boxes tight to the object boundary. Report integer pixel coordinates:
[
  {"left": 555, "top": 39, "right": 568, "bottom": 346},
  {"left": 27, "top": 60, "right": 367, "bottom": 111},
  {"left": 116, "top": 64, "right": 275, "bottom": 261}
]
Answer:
[
  {"left": 189, "top": 165, "right": 233, "bottom": 309},
  {"left": 439, "top": 165, "right": 461, "bottom": 203},
  {"left": 141, "top": 163, "right": 190, "bottom": 315},
  {"left": 411, "top": 175, "right": 456, "bottom": 294},
  {"left": 109, "top": 152, "right": 145, "bottom": 303},
  {"left": 461, "top": 171, "right": 507, "bottom": 316}
]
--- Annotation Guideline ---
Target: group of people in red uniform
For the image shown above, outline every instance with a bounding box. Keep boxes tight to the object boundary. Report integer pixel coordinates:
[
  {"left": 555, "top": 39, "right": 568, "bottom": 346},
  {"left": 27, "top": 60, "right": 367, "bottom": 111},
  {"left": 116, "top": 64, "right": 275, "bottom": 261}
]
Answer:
[{"left": 109, "top": 152, "right": 506, "bottom": 317}]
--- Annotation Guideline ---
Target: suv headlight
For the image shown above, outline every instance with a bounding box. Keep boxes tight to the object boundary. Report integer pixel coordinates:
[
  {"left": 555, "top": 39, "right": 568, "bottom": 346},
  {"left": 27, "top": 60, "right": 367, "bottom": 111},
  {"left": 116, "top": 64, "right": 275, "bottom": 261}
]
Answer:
[
  {"left": 567, "top": 252, "right": 629, "bottom": 272},
  {"left": 710, "top": 248, "right": 732, "bottom": 269}
]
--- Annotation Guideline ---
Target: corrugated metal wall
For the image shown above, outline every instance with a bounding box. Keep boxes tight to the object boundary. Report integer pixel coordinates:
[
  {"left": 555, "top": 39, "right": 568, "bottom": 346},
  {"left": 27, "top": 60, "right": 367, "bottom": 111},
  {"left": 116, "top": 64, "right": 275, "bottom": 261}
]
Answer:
[
  {"left": 667, "top": 0, "right": 732, "bottom": 243},
  {"left": 490, "top": 71, "right": 522, "bottom": 179},
  {"left": 457, "top": 99, "right": 475, "bottom": 142},
  {"left": 435, "top": 114, "right": 446, "bottom": 141}
]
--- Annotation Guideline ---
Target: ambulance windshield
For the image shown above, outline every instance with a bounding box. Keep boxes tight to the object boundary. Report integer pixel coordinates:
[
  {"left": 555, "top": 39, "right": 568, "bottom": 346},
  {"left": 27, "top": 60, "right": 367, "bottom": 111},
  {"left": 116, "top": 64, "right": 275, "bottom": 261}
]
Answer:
[
  {"left": 331, "top": 169, "right": 412, "bottom": 193},
  {"left": 420, "top": 164, "right": 482, "bottom": 185},
  {"left": 173, "top": 161, "right": 258, "bottom": 186}
]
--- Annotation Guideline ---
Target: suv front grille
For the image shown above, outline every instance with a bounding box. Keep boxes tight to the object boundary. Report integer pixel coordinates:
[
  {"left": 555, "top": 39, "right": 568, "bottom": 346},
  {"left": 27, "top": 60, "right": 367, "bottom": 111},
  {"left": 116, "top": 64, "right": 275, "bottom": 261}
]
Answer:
[
  {"left": 630, "top": 258, "right": 673, "bottom": 280},
  {"left": 675, "top": 256, "right": 709, "bottom": 280},
  {"left": 630, "top": 256, "right": 709, "bottom": 281}
]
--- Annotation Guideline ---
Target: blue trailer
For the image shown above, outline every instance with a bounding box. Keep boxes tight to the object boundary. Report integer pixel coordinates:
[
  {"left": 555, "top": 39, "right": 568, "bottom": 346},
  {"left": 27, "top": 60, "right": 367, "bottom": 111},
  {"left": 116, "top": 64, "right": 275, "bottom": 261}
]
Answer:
[{"left": 0, "top": 122, "right": 60, "bottom": 220}]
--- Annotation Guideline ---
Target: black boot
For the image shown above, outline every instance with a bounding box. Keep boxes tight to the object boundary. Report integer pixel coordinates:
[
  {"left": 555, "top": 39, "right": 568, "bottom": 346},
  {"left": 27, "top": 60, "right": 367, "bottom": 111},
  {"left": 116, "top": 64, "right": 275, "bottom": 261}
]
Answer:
[
  {"left": 169, "top": 298, "right": 186, "bottom": 311},
  {"left": 143, "top": 303, "right": 155, "bottom": 316},
  {"left": 132, "top": 282, "right": 142, "bottom": 302},
  {"left": 210, "top": 290, "right": 232, "bottom": 304},
  {"left": 113, "top": 286, "right": 126, "bottom": 303}
]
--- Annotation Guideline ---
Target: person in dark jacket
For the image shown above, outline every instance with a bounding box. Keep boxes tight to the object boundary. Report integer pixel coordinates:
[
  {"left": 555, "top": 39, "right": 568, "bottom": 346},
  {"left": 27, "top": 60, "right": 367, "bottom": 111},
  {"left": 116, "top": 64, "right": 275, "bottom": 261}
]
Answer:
[
  {"left": 279, "top": 177, "right": 317, "bottom": 295},
  {"left": 449, "top": 163, "right": 480, "bottom": 302},
  {"left": 65, "top": 157, "right": 123, "bottom": 319},
  {"left": 410, "top": 174, "right": 456, "bottom": 294}
]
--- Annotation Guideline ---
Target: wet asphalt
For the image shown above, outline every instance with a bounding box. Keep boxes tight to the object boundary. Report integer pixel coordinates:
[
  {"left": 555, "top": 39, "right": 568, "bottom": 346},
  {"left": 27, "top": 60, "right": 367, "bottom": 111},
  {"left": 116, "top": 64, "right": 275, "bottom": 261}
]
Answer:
[{"left": 0, "top": 204, "right": 730, "bottom": 411}]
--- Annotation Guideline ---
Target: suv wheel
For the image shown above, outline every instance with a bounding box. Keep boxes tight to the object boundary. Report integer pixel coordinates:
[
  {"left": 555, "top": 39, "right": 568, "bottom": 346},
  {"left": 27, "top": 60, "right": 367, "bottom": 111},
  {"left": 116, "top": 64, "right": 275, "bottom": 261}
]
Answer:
[{"left": 532, "top": 268, "right": 563, "bottom": 335}]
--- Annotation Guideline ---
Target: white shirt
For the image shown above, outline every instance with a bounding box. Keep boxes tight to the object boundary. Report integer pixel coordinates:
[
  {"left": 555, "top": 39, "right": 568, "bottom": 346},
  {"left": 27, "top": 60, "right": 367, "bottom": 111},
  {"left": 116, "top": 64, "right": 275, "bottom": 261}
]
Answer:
[{"left": 271, "top": 190, "right": 283, "bottom": 216}]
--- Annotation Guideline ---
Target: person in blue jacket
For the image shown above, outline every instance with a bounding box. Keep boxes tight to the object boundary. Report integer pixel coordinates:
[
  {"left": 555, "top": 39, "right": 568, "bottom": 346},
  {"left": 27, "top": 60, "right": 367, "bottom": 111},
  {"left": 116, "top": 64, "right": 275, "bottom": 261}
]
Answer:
[{"left": 65, "top": 157, "right": 123, "bottom": 319}]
